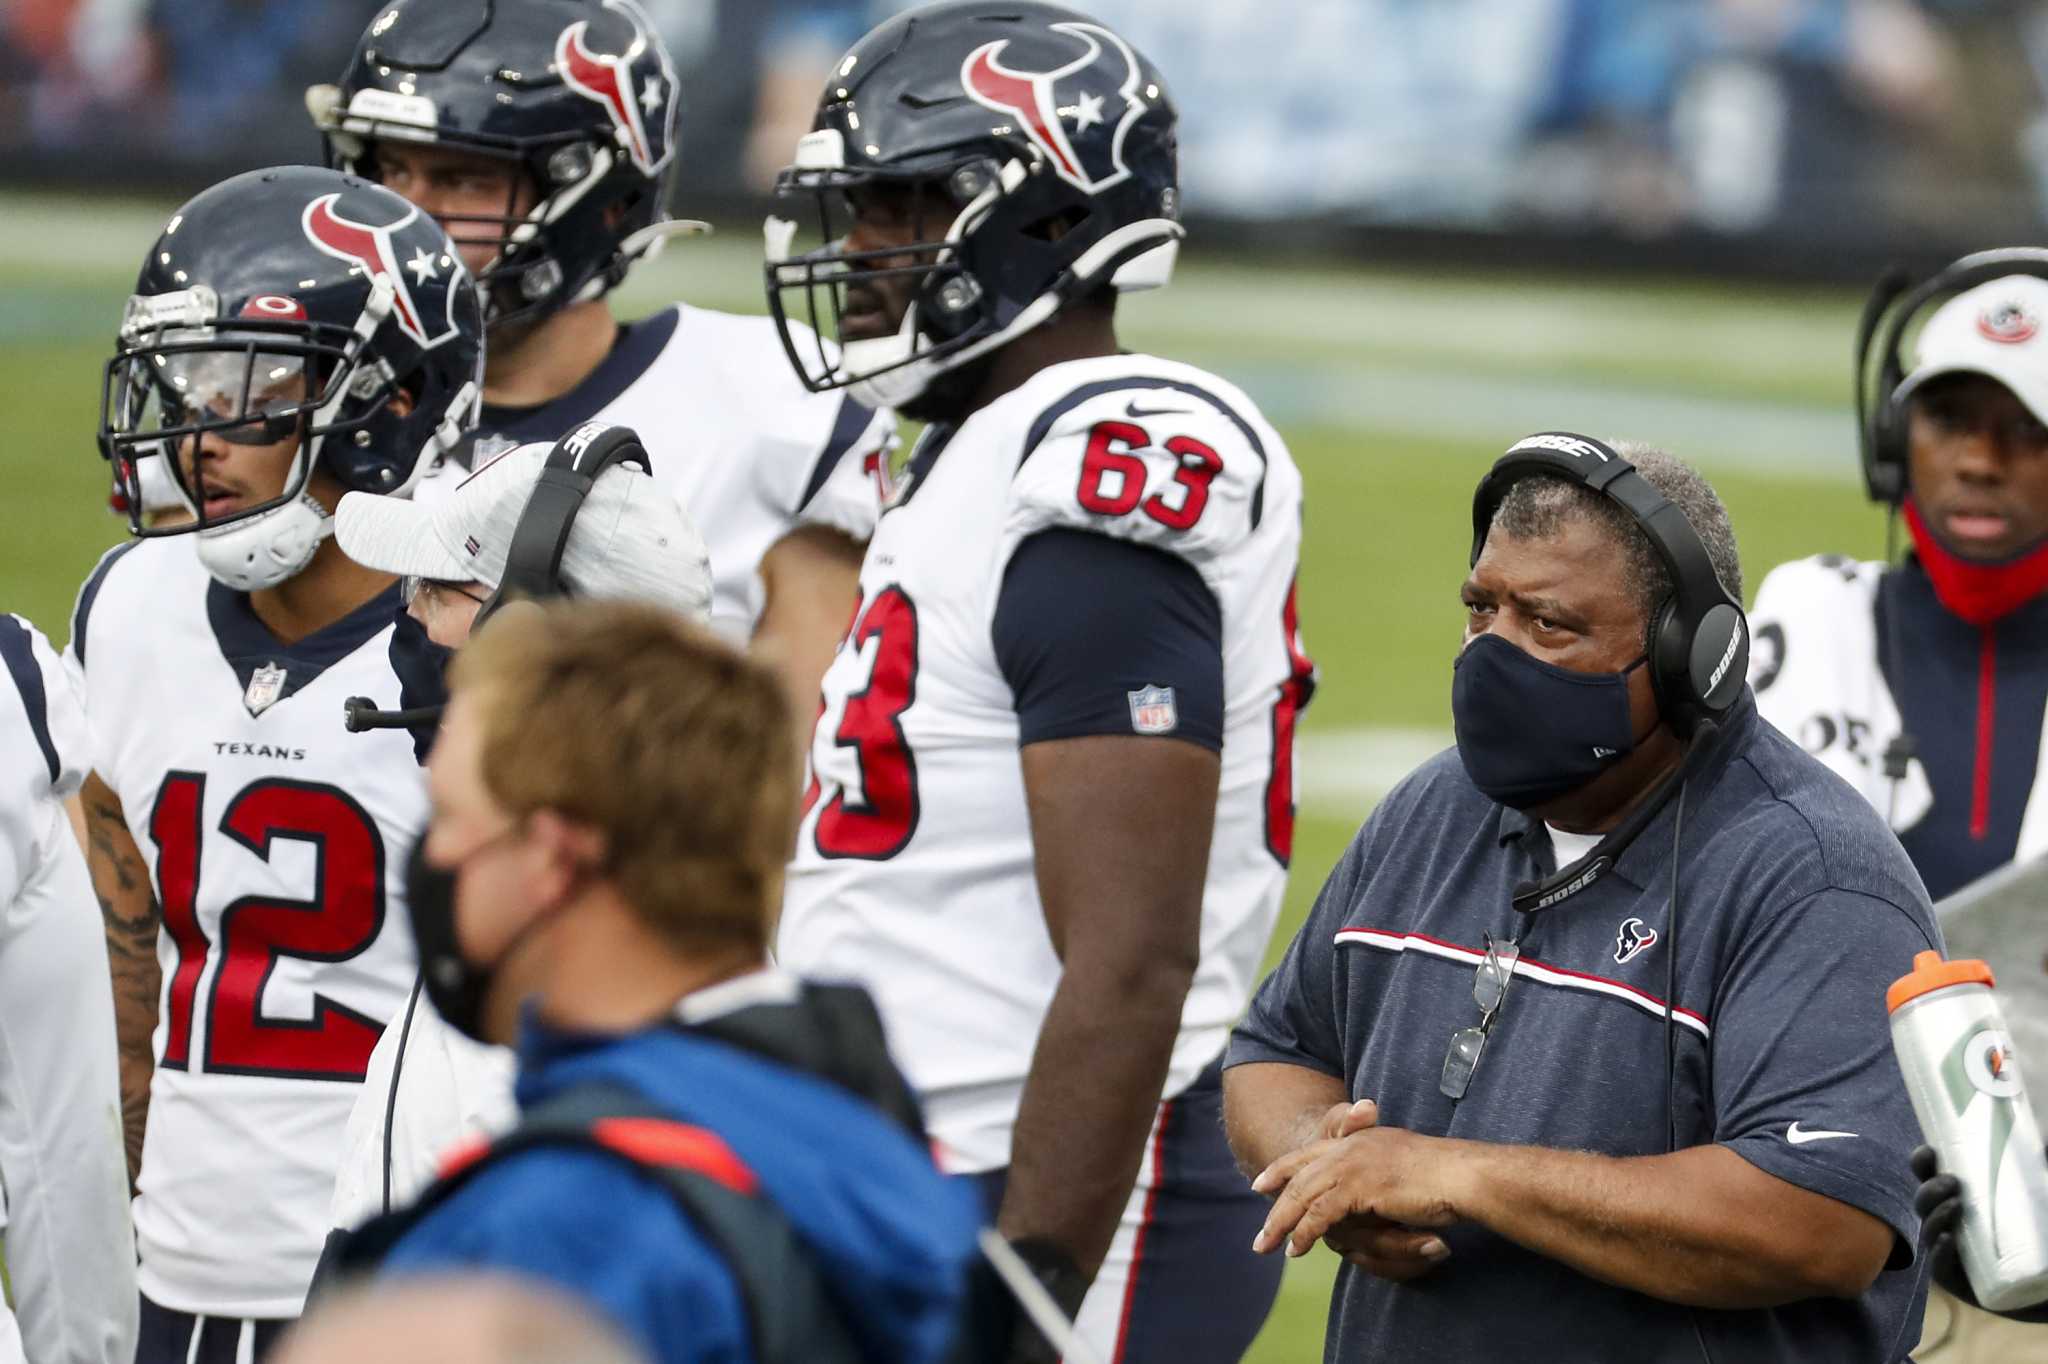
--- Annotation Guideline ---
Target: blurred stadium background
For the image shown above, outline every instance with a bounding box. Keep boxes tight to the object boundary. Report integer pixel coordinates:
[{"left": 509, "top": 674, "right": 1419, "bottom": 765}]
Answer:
[{"left": 6, "top": 0, "right": 2043, "bottom": 1356}]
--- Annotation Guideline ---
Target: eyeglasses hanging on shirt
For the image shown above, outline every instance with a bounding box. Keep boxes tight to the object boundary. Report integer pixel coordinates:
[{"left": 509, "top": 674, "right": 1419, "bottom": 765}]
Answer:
[{"left": 1440, "top": 931, "right": 1522, "bottom": 1100}]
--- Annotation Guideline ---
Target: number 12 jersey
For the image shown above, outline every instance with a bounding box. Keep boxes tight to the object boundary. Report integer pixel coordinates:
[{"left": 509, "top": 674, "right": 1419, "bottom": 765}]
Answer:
[
  {"left": 778, "top": 353, "right": 1313, "bottom": 1174},
  {"left": 67, "top": 538, "right": 424, "bottom": 1318}
]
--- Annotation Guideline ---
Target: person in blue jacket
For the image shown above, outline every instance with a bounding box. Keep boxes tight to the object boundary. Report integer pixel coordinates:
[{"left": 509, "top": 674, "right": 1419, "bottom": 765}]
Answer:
[{"left": 338, "top": 599, "right": 980, "bottom": 1364}]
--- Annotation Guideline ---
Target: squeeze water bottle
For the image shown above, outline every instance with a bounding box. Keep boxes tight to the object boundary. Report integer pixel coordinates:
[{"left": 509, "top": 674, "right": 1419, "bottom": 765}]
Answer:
[{"left": 1889, "top": 950, "right": 2048, "bottom": 1311}]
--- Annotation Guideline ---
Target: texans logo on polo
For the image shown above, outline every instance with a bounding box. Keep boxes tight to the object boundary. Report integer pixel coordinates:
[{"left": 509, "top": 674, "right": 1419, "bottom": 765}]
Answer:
[
  {"left": 557, "top": 0, "right": 674, "bottom": 177},
  {"left": 301, "top": 194, "right": 457, "bottom": 349},
  {"left": 1978, "top": 300, "right": 2039, "bottom": 345},
  {"left": 961, "top": 21, "right": 1146, "bottom": 195},
  {"left": 1613, "top": 916, "right": 1659, "bottom": 965}
]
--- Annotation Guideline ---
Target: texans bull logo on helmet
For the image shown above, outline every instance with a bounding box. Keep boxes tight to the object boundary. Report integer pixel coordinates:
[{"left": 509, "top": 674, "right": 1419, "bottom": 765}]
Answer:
[
  {"left": 961, "top": 21, "right": 1148, "bottom": 195},
  {"left": 555, "top": 0, "right": 676, "bottom": 177},
  {"left": 302, "top": 193, "right": 467, "bottom": 350}
]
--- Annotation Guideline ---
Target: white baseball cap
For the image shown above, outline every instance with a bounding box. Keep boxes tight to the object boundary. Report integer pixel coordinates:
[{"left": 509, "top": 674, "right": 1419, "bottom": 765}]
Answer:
[
  {"left": 1894, "top": 275, "right": 2048, "bottom": 426},
  {"left": 334, "top": 443, "right": 713, "bottom": 622}
]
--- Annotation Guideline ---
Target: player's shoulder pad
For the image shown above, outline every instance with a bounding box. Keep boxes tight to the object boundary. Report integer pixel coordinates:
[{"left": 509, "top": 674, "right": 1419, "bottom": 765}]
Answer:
[
  {"left": 677, "top": 305, "right": 889, "bottom": 505},
  {"left": 683, "top": 305, "right": 843, "bottom": 411},
  {"left": 68, "top": 537, "right": 151, "bottom": 672},
  {"left": 1006, "top": 373, "right": 1273, "bottom": 565},
  {"left": 0, "top": 613, "right": 86, "bottom": 794}
]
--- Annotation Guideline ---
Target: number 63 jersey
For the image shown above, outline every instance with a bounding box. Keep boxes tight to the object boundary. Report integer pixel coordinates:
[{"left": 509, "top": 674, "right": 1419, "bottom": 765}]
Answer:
[
  {"left": 66, "top": 538, "right": 424, "bottom": 1318},
  {"left": 778, "top": 354, "right": 1314, "bottom": 1174}
]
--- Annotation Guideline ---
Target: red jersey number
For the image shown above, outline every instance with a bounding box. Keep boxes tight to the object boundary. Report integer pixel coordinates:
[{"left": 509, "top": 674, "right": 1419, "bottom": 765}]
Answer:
[
  {"left": 814, "top": 586, "right": 922, "bottom": 860},
  {"left": 151, "top": 774, "right": 388, "bottom": 1081},
  {"left": 1075, "top": 420, "right": 1223, "bottom": 532}
]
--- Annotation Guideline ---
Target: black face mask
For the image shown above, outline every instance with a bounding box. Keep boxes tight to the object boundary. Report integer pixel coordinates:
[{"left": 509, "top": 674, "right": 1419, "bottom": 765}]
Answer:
[
  {"left": 404, "top": 833, "right": 581, "bottom": 1045},
  {"left": 1452, "top": 633, "right": 1650, "bottom": 811},
  {"left": 389, "top": 612, "right": 453, "bottom": 765},
  {"left": 404, "top": 839, "right": 493, "bottom": 1043}
]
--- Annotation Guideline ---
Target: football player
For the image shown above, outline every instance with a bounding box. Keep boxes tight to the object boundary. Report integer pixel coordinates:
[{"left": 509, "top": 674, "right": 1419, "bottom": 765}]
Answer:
[
  {"left": 766, "top": 4, "right": 1313, "bottom": 1359},
  {"left": 73, "top": 165, "right": 484, "bottom": 1361},
  {"left": 0, "top": 614, "right": 135, "bottom": 1364},
  {"left": 308, "top": 0, "right": 893, "bottom": 742}
]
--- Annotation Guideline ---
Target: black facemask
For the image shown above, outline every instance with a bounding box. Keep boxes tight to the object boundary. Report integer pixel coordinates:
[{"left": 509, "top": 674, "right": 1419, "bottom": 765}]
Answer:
[
  {"left": 403, "top": 839, "right": 493, "bottom": 1043},
  {"left": 403, "top": 832, "right": 582, "bottom": 1045},
  {"left": 389, "top": 612, "right": 453, "bottom": 764},
  {"left": 1452, "top": 633, "right": 1650, "bottom": 810}
]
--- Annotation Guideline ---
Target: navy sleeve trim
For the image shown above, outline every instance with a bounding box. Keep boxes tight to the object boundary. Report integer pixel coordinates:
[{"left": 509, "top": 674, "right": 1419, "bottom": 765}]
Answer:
[
  {"left": 1015, "top": 377, "right": 1269, "bottom": 529},
  {"left": 71, "top": 540, "right": 141, "bottom": 673},
  {"left": 993, "top": 529, "right": 1224, "bottom": 750},
  {"left": 798, "top": 396, "right": 879, "bottom": 514},
  {"left": 0, "top": 616, "right": 59, "bottom": 786}
]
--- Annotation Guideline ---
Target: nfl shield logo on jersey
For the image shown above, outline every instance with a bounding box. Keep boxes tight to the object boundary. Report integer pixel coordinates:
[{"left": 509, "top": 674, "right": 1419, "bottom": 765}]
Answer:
[
  {"left": 1127, "top": 684, "right": 1178, "bottom": 735},
  {"left": 244, "top": 662, "right": 288, "bottom": 716}
]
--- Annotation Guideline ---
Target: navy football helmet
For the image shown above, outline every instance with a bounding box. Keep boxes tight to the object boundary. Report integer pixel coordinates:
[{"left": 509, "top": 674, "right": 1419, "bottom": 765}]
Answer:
[
  {"left": 764, "top": 0, "right": 1182, "bottom": 412},
  {"left": 310, "top": 0, "right": 689, "bottom": 333},
  {"left": 99, "top": 166, "right": 483, "bottom": 590}
]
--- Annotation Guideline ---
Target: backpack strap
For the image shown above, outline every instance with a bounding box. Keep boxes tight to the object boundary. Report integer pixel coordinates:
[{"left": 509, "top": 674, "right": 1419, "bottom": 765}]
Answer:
[{"left": 332, "top": 1081, "right": 867, "bottom": 1364}]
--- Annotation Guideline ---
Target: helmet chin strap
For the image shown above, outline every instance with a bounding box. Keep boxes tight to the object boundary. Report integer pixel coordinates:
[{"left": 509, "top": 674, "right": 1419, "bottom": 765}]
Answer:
[{"left": 195, "top": 492, "right": 335, "bottom": 593}]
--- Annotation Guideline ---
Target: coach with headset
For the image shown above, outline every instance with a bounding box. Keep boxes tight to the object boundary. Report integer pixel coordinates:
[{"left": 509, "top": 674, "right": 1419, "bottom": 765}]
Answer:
[
  {"left": 323, "top": 421, "right": 714, "bottom": 1235},
  {"left": 1222, "top": 435, "right": 1940, "bottom": 1362}
]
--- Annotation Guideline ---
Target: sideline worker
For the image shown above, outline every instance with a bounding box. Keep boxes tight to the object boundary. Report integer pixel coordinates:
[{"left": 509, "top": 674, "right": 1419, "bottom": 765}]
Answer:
[
  {"left": 331, "top": 601, "right": 980, "bottom": 1363},
  {"left": 1752, "top": 253, "right": 2048, "bottom": 1358},
  {"left": 1224, "top": 435, "right": 1939, "bottom": 1362}
]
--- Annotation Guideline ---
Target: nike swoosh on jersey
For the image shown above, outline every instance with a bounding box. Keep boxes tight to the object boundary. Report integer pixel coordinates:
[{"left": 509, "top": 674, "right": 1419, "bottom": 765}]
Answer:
[
  {"left": 1785, "top": 1121, "right": 1858, "bottom": 1144},
  {"left": 1125, "top": 401, "right": 1189, "bottom": 419}
]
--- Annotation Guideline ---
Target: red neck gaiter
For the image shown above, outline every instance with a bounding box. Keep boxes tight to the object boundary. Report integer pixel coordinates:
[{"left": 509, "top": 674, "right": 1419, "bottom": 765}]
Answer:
[{"left": 1903, "top": 497, "right": 2048, "bottom": 627}]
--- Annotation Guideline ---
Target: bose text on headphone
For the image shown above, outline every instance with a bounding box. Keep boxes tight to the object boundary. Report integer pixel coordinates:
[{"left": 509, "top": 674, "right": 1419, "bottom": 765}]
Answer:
[
  {"left": 343, "top": 420, "right": 654, "bottom": 734},
  {"left": 1469, "top": 431, "right": 1749, "bottom": 741},
  {"left": 1855, "top": 247, "right": 2048, "bottom": 504}
]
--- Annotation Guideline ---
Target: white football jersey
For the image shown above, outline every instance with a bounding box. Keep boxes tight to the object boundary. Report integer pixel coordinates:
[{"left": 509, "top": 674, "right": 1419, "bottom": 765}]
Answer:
[
  {"left": 443, "top": 304, "right": 892, "bottom": 639},
  {"left": 0, "top": 615, "right": 135, "bottom": 1364},
  {"left": 66, "top": 539, "right": 427, "bottom": 1318},
  {"left": 777, "top": 354, "right": 1312, "bottom": 1173},
  {"left": 1748, "top": 557, "right": 1938, "bottom": 833}
]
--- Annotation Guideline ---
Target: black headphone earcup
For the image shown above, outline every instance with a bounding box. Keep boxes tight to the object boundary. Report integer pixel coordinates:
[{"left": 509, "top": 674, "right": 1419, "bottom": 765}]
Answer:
[
  {"left": 1869, "top": 399, "right": 1909, "bottom": 503},
  {"left": 1648, "top": 597, "right": 1688, "bottom": 718},
  {"left": 1688, "top": 603, "right": 1748, "bottom": 717}
]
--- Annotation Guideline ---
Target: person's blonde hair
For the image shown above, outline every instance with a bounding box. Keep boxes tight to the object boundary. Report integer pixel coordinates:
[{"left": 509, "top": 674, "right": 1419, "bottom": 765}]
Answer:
[{"left": 448, "top": 600, "right": 795, "bottom": 955}]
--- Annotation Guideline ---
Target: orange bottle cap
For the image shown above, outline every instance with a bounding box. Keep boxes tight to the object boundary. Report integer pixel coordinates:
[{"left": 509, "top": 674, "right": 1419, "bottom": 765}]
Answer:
[{"left": 1887, "top": 950, "right": 1996, "bottom": 1014}]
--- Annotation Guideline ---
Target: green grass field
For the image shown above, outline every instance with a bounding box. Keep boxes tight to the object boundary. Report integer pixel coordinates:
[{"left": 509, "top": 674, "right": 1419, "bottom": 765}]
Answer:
[{"left": 0, "top": 193, "right": 1896, "bottom": 1360}]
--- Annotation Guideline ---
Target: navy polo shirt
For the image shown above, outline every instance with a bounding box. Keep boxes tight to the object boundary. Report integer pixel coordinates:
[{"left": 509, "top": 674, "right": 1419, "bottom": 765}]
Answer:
[{"left": 1228, "top": 692, "right": 1940, "bottom": 1363}]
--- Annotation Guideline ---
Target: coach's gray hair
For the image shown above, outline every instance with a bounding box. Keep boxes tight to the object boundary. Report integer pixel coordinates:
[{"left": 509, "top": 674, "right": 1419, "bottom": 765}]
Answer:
[{"left": 1489, "top": 442, "right": 1743, "bottom": 634}]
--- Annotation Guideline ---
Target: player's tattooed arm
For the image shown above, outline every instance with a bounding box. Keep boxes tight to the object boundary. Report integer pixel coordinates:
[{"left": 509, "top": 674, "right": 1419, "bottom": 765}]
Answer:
[
  {"left": 1004, "top": 735, "right": 1219, "bottom": 1285},
  {"left": 81, "top": 771, "right": 159, "bottom": 1182},
  {"left": 753, "top": 524, "right": 865, "bottom": 764}
]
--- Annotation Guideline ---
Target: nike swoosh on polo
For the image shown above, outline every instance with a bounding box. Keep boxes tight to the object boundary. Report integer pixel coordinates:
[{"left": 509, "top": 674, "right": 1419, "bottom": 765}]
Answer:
[
  {"left": 1786, "top": 1121, "right": 1858, "bottom": 1145},
  {"left": 1126, "top": 401, "right": 1189, "bottom": 419}
]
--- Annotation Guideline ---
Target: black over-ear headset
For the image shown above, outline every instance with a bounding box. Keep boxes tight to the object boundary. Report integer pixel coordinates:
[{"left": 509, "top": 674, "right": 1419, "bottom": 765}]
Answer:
[
  {"left": 343, "top": 420, "right": 653, "bottom": 734},
  {"left": 1470, "top": 431, "right": 1749, "bottom": 740},
  {"left": 1856, "top": 247, "right": 2048, "bottom": 504},
  {"left": 470, "top": 419, "right": 653, "bottom": 621}
]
